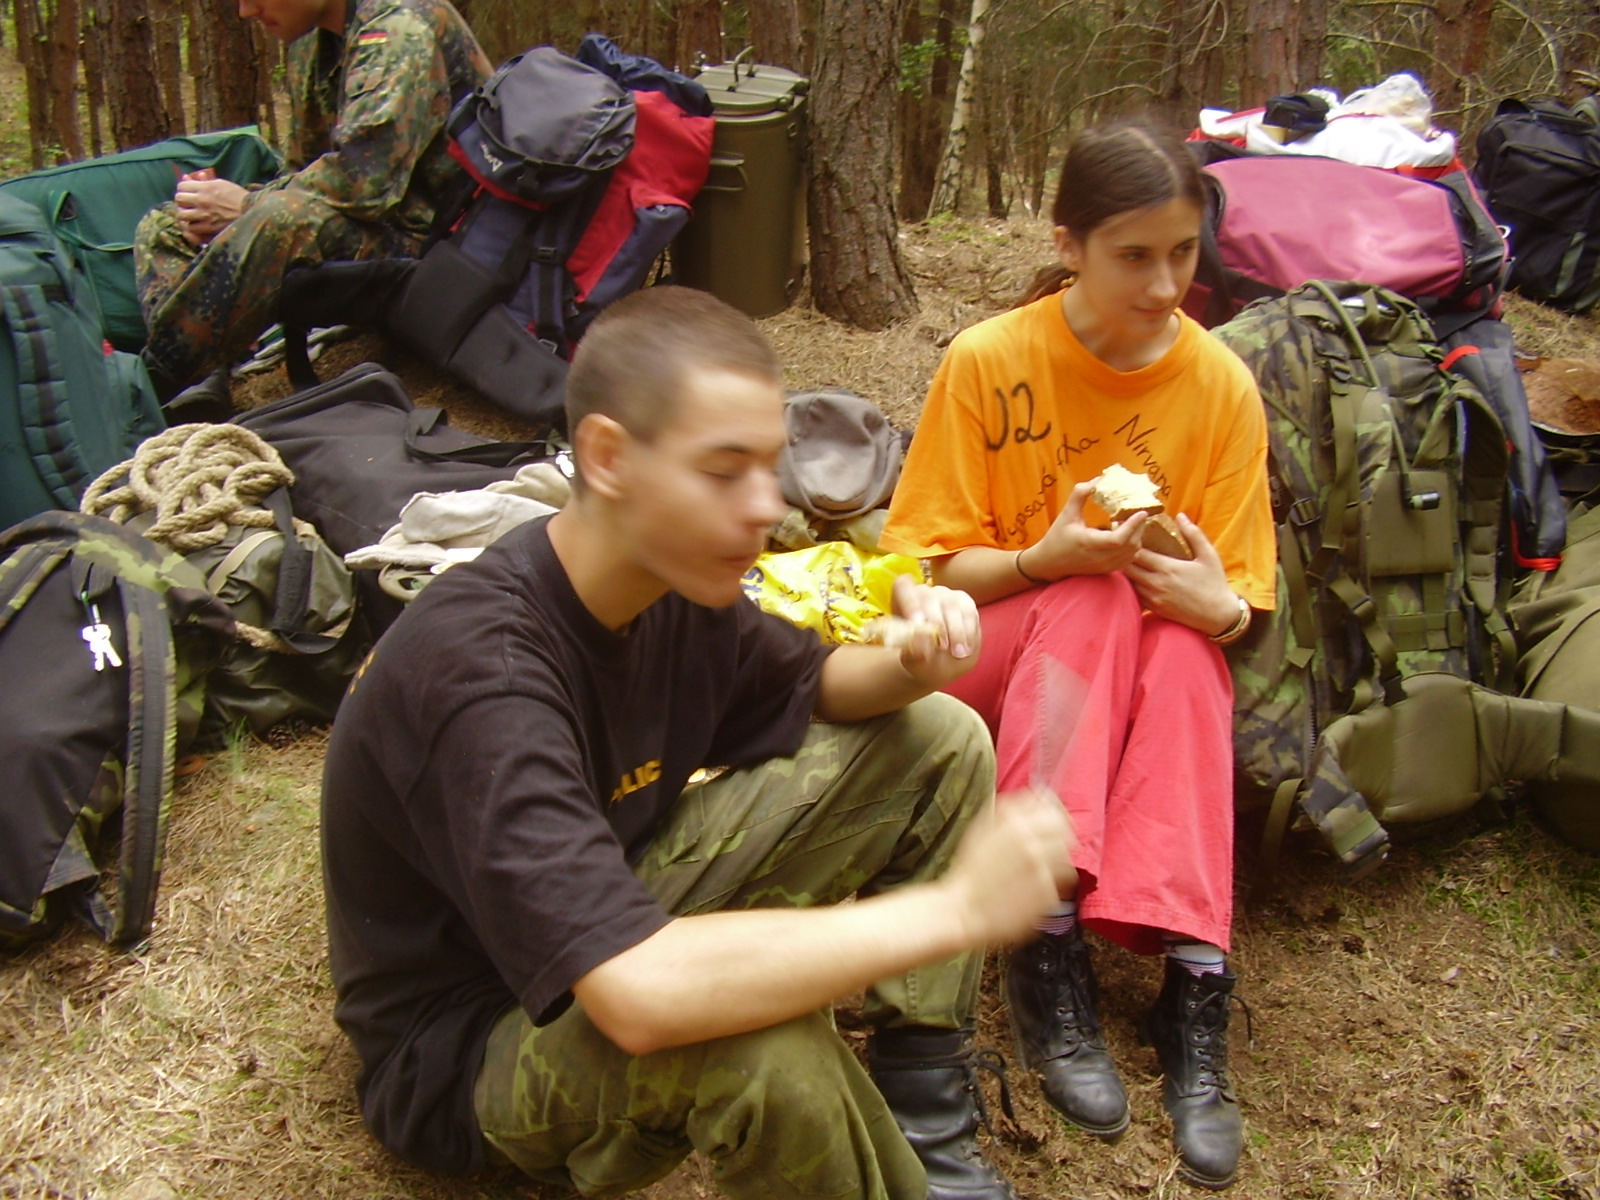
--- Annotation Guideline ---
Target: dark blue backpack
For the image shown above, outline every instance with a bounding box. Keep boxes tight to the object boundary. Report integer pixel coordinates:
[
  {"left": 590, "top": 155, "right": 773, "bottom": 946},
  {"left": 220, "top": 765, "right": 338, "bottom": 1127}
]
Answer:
[{"left": 280, "top": 35, "right": 714, "bottom": 434}]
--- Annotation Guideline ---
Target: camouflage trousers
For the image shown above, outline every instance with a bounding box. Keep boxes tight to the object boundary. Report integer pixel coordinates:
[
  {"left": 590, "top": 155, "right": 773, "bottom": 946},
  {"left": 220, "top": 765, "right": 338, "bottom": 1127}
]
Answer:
[
  {"left": 473, "top": 693, "right": 994, "bottom": 1200},
  {"left": 134, "top": 189, "right": 419, "bottom": 387}
]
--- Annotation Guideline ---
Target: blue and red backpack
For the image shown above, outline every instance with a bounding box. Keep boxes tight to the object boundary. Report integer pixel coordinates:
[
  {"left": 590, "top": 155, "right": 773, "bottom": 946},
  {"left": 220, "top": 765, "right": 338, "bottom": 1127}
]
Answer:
[{"left": 280, "top": 35, "right": 715, "bottom": 434}]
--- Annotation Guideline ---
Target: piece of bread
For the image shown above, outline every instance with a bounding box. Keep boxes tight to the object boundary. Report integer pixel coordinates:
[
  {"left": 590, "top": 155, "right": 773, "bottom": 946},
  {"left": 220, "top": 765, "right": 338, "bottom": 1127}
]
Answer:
[
  {"left": 1091, "top": 465, "right": 1195, "bottom": 560},
  {"left": 1091, "top": 463, "right": 1164, "bottom": 518},
  {"left": 861, "top": 615, "right": 946, "bottom": 648},
  {"left": 1141, "top": 512, "right": 1195, "bottom": 560}
]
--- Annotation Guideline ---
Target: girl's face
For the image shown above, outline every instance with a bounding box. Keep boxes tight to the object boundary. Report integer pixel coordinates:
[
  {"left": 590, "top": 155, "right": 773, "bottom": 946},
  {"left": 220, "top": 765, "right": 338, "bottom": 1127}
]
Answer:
[{"left": 1054, "top": 197, "right": 1203, "bottom": 360}]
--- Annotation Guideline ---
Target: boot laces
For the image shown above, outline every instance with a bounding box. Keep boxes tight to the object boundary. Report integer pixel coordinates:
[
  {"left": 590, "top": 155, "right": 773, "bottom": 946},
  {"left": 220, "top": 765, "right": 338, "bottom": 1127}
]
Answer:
[
  {"left": 1185, "top": 986, "right": 1254, "bottom": 1090},
  {"left": 966, "top": 1048, "right": 1041, "bottom": 1152},
  {"left": 1030, "top": 936, "right": 1102, "bottom": 1047}
]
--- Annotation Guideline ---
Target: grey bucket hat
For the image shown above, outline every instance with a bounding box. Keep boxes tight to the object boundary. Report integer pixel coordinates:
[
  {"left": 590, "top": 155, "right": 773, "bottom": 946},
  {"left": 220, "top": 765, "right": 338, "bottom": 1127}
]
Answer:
[{"left": 777, "top": 390, "right": 903, "bottom": 520}]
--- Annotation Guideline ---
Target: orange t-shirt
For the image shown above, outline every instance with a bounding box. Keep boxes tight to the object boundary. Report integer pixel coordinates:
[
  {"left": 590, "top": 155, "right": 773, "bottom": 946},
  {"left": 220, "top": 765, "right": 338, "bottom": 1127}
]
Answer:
[{"left": 882, "top": 293, "right": 1277, "bottom": 610}]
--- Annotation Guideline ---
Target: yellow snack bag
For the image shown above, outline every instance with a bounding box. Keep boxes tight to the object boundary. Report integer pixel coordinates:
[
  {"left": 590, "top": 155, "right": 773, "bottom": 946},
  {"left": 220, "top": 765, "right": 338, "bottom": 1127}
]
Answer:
[{"left": 741, "top": 543, "right": 930, "bottom": 646}]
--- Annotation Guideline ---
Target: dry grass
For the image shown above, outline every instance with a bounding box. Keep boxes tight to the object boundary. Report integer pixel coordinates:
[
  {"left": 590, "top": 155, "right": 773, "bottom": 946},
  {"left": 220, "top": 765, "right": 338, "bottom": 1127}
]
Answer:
[{"left": 6, "top": 217, "right": 1600, "bottom": 1200}]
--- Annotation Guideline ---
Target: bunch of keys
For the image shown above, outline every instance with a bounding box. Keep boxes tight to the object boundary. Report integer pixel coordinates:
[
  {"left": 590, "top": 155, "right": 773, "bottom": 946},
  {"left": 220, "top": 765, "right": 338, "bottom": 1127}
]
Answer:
[{"left": 80, "top": 599, "right": 123, "bottom": 673}]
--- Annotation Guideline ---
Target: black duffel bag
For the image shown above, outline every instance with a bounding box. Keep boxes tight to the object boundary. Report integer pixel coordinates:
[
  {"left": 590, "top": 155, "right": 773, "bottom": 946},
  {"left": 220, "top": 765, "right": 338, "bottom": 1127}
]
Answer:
[
  {"left": 234, "top": 363, "right": 562, "bottom": 631},
  {"left": 1473, "top": 96, "right": 1600, "bottom": 314}
]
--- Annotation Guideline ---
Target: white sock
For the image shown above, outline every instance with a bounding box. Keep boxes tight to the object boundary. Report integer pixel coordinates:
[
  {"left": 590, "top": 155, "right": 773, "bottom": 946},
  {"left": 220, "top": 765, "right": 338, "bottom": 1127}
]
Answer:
[
  {"left": 1163, "top": 934, "right": 1226, "bottom": 975},
  {"left": 1036, "top": 899, "right": 1078, "bottom": 937}
]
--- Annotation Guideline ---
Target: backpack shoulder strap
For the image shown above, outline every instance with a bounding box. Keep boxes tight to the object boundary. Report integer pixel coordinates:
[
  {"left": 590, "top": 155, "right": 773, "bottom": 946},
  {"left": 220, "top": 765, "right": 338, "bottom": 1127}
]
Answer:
[
  {"left": 1, "top": 512, "right": 190, "bottom": 946},
  {"left": 2, "top": 279, "right": 90, "bottom": 510},
  {"left": 104, "top": 565, "right": 176, "bottom": 946}
]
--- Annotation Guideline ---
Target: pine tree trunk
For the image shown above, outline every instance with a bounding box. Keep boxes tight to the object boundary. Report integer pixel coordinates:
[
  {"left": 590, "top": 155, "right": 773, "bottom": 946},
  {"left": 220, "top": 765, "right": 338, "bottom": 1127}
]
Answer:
[
  {"left": 675, "top": 0, "right": 722, "bottom": 71},
  {"left": 13, "top": 0, "right": 53, "bottom": 168},
  {"left": 1430, "top": 0, "right": 1496, "bottom": 121},
  {"left": 188, "top": 0, "right": 265, "bottom": 131},
  {"left": 151, "top": 0, "right": 186, "bottom": 131},
  {"left": 807, "top": 0, "right": 917, "bottom": 329},
  {"left": 1239, "top": 0, "right": 1324, "bottom": 108},
  {"left": 896, "top": 0, "right": 957, "bottom": 221},
  {"left": 109, "top": 0, "right": 177, "bottom": 149},
  {"left": 926, "top": 0, "right": 989, "bottom": 219},
  {"left": 45, "top": 0, "right": 84, "bottom": 161},
  {"left": 747, "top": 0, "right": 802, "bottom": 69},
  {"left": 83, "top": 0, "right": 109, "bottom": 155},
  {"left": 982, "top": 93, "right": 1006, "bottom": 219}
]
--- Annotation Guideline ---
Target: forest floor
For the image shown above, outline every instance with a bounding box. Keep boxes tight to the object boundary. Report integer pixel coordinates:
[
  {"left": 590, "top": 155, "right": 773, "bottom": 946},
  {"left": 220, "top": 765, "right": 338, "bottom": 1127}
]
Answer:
[
  {"left": 2, "top": 212, "right": 1598, "bottom": 1200},
  {"left": 3, "top": 42, "right": 1600, "bottom": 1200}
]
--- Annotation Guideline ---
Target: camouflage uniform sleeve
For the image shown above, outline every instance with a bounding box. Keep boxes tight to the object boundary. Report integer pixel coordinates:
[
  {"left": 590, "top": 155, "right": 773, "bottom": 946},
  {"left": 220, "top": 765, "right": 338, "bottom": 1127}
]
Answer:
[{"left": 276, "top": 9, "right": 454, "bottom": 223}]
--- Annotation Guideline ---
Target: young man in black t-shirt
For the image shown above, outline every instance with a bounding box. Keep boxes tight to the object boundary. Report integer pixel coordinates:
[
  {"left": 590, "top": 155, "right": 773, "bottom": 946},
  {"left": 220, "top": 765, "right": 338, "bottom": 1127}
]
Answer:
[{"left": 321, "top": 286, "right": 1075, "bottom": 1200}]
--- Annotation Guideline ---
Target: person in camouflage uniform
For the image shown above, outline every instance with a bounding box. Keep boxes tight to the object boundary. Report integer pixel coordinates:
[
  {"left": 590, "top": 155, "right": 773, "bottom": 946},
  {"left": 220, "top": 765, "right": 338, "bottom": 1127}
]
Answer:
[
  {"left": 133, "top": 0, "right": 490, "bottom": 395},
  {"left": 320, "top": 287, "right": 1076, "bottom": 1200}
]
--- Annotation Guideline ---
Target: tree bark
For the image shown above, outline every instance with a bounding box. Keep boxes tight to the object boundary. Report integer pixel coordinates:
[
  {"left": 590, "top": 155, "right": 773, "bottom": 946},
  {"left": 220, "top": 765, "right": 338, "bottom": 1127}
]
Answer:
[
  {"left": 188, "top": 0, "right": 266, "bottom": 131},
  {"left": 151, "top": 0, "right": 185, "bottom": 130},
  {"left": 13, "top": 0, "right": 53, "bottom": 168},
  {"left": 896, "top": 0, "right": 957, "bottom": 221},
  {"left": 1430, "top": 0, "right": 1497, "bottom": 121},
  {"left": 927, "top": 0, "right": 989, "bottom": 218},
  {"left": 1155, "top": 0, "right": 1240, "bottom": 119},
  {"left": 807, "top": 0, "right": 917, "bottom": 329},
  {"left": 83, "top": 0, "right": 109, "bottom": 155},
  {"left": 1242, "top": 0, "right": 1322, "bottom": 107},
  {"left": 109, "top": 0, "right": 177, "bottom": 148},
  {"left": 45, "top": 0, "right": 85, "bottom": 161},
  {"left": 675, "top": 0, "right": 723, "bottom": 71},
  {"left": 982, "top": 90, "right": 1007, "bottom": 218},
  {"left": 747, "top": 0, "right": 802, "bottom": 69}
]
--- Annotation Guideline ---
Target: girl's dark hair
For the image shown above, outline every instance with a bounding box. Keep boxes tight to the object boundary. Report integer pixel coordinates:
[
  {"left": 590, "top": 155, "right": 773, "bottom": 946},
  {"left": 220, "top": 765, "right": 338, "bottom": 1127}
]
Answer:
[{"left": 1019, "top": 121, "right": 1206, "bottom": 306}]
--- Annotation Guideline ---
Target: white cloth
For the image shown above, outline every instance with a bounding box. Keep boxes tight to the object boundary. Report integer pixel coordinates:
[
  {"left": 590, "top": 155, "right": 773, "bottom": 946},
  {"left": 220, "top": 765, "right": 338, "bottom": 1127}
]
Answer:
[
  {"left": 1198, "top": 74, "right": 1458, "bottom": 170},
  {"left": 343, "top": 463, "right": 567, "bottom": 571}
]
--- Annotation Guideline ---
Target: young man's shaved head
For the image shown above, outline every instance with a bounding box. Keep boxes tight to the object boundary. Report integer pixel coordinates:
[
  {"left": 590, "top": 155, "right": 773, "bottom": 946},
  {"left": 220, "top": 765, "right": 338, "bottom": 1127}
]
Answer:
[{"left": 565, "top": 286, "right": 782, "bottom": 463}]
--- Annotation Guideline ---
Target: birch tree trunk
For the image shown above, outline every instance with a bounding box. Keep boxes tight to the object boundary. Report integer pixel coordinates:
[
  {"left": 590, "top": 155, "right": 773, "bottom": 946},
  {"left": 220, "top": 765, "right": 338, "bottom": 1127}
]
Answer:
[
  {"left": 926, "top": 0, "right": 989, "bottom": 219},
  {"left": 807, "top": 0, "right": 918, "bottom": 329}
]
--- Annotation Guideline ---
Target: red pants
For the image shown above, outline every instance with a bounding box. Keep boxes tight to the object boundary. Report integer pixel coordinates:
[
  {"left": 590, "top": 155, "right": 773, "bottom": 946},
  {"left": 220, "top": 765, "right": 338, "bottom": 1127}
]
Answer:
[{"left": 944, "top": 573, "right": 1235, "bottom": 954}]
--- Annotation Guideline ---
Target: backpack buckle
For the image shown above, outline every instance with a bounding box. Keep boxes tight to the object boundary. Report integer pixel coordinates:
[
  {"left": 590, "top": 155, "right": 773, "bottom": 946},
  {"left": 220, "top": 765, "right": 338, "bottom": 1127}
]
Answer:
[{"left": 1288, "top": 497, "right": 1321, "bottom": 528}]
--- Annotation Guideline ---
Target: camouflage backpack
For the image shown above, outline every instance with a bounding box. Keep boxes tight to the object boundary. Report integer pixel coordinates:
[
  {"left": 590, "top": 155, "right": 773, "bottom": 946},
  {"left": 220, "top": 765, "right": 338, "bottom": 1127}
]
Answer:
[
  {"left": 0, "top": 512, "right": 232, "bottom": 948},
  {"left": 1213, "top": 281, "right": 1522, "bottom": 876}
]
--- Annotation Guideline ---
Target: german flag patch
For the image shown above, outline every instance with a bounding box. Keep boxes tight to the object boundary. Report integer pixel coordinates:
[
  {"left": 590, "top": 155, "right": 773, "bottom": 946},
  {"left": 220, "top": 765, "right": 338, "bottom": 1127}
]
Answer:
[{"left": 356, "top": 30, "right": 389, "bottom": 45}]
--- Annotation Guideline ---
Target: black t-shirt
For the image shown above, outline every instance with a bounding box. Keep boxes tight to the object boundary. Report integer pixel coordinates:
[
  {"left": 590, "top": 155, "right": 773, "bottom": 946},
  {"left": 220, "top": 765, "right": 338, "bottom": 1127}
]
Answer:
[{"left": 322, "top": 516, "right": 830, "bottom": 1174}]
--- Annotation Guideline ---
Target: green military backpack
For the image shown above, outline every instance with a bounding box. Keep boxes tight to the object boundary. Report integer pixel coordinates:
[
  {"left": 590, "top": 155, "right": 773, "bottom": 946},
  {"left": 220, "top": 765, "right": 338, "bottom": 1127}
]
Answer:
[
  {"left": 0, "top": 512, "right": 232, "bottom": 948},
  {"left": 1213, "top": 281, "right": 1600, "bottom": 876},
  {"left": 1, "top": 193, "right": 165, "bottom": 530},
  {"left": 0, "top": 127, "right": 283, "bottom": 352}
]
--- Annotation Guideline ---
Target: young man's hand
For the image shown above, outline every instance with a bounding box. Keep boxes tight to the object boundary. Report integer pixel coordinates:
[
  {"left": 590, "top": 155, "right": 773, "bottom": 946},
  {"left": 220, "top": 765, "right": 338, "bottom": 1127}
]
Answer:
[
  {"left": 175, "top": 169, "right": 248, "bottom": 246},
  {"left": 942, "top": 785, "right": 1077, "bottom": 945},
  {"left": 889, "top": 573, "right": 981, "bottom": 689}
]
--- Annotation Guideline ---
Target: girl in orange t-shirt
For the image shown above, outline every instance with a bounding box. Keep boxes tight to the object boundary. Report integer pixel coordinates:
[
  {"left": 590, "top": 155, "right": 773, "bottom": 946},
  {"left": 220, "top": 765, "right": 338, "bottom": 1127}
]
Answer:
[{"left": 881, "top": 122, "right": 1275, "bottom": 1191}]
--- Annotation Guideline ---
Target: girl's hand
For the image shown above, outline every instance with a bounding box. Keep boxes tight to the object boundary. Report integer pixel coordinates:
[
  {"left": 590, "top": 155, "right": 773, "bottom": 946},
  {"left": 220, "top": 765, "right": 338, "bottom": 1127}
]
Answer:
[
  {"left": 1122, "top": 513, "right": 1240, "bottom": 633},
  {"left": 1024, "top": 481, "right": 1145, "bottom": 580}
]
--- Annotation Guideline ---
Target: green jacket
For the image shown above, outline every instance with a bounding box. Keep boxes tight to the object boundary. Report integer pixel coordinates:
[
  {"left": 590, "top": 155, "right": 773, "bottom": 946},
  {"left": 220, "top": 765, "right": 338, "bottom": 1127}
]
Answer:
[{"left": 253, "top": 0, "right": 490, "bottom": 233}]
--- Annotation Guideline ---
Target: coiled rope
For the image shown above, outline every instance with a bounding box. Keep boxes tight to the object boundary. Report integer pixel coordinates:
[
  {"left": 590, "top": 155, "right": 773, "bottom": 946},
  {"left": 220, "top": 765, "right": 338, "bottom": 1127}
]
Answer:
[{"left": 81, "top": 423, "right": 303, "bottom": 650}]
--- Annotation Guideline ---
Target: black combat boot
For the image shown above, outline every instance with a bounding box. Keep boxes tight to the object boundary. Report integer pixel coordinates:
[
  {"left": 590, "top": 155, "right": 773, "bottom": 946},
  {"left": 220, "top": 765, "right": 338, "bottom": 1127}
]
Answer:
[
  {"left": 1143, "top": 959, "right": 1245, "bottom": 1190},
  {"left": 866, "top": 1025, "right": 1021, "bottom": 1200},
  {"left": 159, "top": 367, "right": 234, "bottom": 424},
  {"left": 1006, "top": 930, "right": 1129, "bottom": 1138}
]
